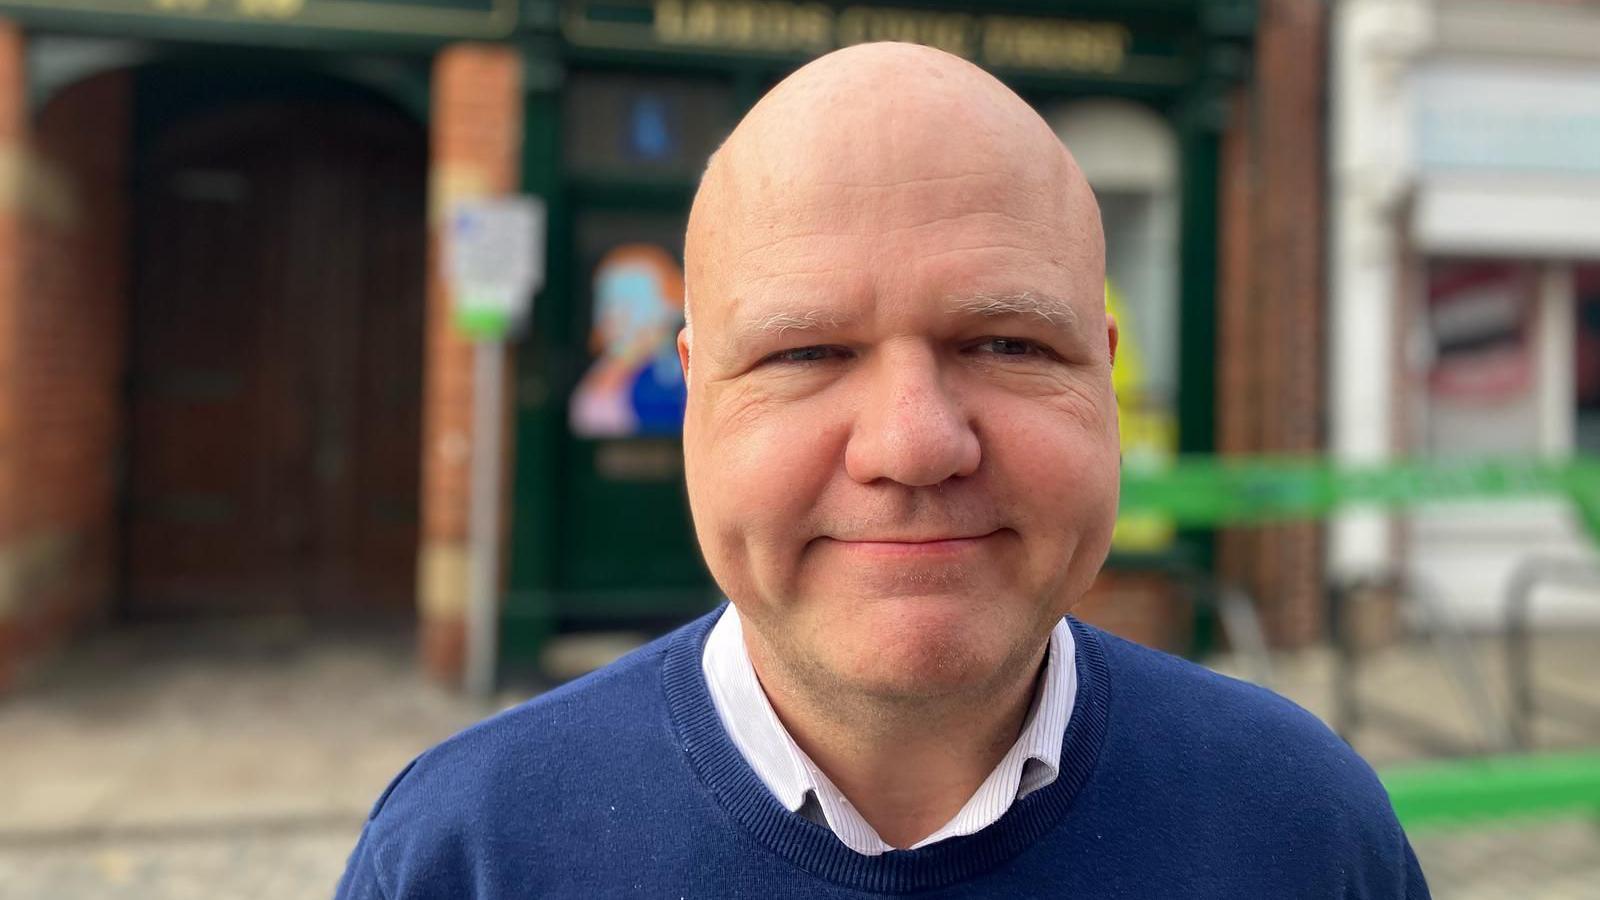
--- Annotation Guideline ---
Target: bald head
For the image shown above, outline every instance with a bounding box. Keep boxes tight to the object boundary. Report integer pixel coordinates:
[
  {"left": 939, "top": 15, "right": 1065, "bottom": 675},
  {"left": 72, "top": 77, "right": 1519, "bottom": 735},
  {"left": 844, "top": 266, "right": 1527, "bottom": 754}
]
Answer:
[{"left": 685, "top": 42, "right": 1103, "bottom": 349}]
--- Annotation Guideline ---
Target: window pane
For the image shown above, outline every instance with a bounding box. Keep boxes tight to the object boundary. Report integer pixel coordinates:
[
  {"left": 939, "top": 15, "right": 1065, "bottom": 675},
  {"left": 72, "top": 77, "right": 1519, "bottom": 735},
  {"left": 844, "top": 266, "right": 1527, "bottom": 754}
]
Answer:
[
  {"left": 1575, "top": 265, "right": 1600, "bottom": 455},
  {"left": 564, "top": 72, "right": 733, "bottom": 180},
  {"left": 1423, "top": 260, "right": 1539, "bottom": 456}
]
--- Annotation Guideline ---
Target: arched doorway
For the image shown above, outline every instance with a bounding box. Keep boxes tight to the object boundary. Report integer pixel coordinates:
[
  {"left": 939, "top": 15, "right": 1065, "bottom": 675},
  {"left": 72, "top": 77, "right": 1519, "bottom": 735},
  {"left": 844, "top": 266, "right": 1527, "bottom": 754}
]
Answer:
[{"left": 124, "top": 89, "right": 427, "bottom": 619}]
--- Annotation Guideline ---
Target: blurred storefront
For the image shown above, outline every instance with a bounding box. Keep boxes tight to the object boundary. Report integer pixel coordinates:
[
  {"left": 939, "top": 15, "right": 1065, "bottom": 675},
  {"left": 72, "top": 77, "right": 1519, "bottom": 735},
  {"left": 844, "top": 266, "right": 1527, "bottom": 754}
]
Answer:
[
  {"left": 1331, "top": 0, "right": 1600, "bottom": 627},
  {"left": 0, "top": 1, "right": 520, "bottom": 688},
  {"left": 0, "top": 0, "right": 1330, "bottom": 690},
  {"left": 512, "top": 0, "right": 1333, "bottom": 665}
]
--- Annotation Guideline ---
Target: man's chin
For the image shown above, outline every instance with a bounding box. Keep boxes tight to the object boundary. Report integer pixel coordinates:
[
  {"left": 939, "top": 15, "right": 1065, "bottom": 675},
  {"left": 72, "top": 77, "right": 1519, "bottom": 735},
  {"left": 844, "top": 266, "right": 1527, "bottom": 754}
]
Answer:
[
  {"left": 751, "top": 588, "right": 1047, "bottom": 701},
  {"left": 819, "top": 616, "right": 1020, "bottom": 701}
]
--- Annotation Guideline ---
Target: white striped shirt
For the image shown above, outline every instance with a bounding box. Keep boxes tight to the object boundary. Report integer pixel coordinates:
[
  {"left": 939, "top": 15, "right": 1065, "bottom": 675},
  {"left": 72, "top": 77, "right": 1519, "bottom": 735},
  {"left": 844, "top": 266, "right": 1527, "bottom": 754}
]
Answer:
[{"left": 701, "top": 604, "right": 1077, "bottom": 856}]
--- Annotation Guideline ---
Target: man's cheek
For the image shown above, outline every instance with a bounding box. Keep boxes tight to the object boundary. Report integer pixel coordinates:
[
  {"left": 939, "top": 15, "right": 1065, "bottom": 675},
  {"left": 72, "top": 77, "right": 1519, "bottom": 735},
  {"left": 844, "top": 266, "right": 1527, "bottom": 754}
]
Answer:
[
  {"left": 700, "top": 376, "right": 822, "bottom": 445},
  {"left": 1004, "top": 429, "right": 1118, "bottom": 522},
  {"left": 727, "top": 399, "right": 850, "bottom": 476},
  {"left": 704, "top": 407, "right": 839, "bottom": 524}
]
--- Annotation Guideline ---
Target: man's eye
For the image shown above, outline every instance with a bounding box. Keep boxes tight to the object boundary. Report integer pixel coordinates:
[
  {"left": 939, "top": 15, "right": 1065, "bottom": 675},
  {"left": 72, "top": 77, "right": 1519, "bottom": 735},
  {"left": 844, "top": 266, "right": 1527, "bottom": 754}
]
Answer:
[
  {"left": 765, "top": 346, "right": 846, "bottom": 364},
  {"left": 977, "top": 338, "right": 1039, "bottom": 357}
]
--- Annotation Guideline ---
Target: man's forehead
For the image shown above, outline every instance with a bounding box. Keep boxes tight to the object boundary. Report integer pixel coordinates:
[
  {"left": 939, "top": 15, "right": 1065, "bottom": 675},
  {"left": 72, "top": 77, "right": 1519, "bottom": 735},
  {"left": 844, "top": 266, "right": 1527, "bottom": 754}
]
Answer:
[
  {"left": 717, "top": 122, "right": 1065, "bottom": 238},
  {"left": 685, "top": 43, "right": 1105, "bottom": 345},
  {"left": 706, "top": 170, "right": 1076, "bottom": 289},
  {"left": 721, "top": 289, "right": 1088, "bottom": 343},
  {"left": 697, "top": 49, "right": 1074, "bottom": 241}
]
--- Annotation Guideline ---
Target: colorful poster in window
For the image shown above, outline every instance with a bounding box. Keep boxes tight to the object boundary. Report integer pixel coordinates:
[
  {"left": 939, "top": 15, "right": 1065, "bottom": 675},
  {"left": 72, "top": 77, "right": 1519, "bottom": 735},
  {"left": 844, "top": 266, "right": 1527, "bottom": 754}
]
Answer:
[
  {"left": 1107, "top": 279, "right": 1177, "bottom": 552},
  {"left": 570, "top": 244, "right": 688, "bottom": 438}
]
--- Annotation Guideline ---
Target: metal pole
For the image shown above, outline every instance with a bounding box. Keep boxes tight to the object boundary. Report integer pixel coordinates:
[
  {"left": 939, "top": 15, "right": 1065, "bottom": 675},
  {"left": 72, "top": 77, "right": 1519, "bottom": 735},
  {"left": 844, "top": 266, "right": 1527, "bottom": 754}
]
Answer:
[
  {"left": 1329, "top": 576, "right": 1361, "bottom": 741},
  {"left": 465, "top": 339, "right": 504, "bottom": 698}
]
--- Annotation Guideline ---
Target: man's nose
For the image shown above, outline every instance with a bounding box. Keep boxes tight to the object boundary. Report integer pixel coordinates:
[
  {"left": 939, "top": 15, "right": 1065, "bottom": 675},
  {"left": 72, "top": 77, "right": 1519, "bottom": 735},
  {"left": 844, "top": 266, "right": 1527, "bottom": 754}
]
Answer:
[{"left": 844, "top": 345, "right": 981, "bottom": 487}]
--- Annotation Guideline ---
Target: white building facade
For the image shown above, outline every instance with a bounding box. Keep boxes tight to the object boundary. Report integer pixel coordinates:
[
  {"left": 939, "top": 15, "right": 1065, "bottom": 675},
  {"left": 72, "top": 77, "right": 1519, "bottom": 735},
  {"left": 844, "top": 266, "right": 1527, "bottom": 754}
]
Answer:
[{"left": 1331, "top": 0, "right": 1600, "bottom": 625}]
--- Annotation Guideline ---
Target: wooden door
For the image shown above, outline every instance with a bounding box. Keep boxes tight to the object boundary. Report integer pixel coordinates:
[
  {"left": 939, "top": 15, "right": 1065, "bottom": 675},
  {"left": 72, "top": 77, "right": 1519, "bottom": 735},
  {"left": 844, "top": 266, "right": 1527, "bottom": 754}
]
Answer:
[{"left": 125, "top": 103, "right": 425, "bottom": 618}]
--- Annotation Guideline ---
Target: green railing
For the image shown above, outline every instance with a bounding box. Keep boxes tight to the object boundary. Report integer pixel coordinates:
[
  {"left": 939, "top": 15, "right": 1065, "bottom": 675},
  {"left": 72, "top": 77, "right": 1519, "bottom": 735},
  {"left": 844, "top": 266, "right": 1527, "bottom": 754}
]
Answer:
[
  {"left": 1383, "top": 750, "right": 1600, "bottom": 830},
  {"left": 1119, "top": 456, "right": 1600, "bottom": 542},
  {"left": 1118, "top": 455, "right": 1600, "bottom": 831}
]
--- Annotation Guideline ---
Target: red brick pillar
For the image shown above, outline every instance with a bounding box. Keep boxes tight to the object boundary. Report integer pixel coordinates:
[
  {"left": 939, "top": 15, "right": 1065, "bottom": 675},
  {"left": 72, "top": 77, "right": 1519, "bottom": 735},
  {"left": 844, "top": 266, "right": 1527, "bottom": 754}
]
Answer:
[
  {"left": 0, "top": 20, "right": 25, "bottom": 689},
  {"left": 419, "top": 45, "right": 522, "bottom": 684},
  {"left": 0, "top": 24, "right": 130, "bottom": 690},
  {"left": 1217, "top": 0, "right": 1327, "bottom": 647},
  {"left": 1217, "top": 81, "right": 1262, "bottom": 649}
]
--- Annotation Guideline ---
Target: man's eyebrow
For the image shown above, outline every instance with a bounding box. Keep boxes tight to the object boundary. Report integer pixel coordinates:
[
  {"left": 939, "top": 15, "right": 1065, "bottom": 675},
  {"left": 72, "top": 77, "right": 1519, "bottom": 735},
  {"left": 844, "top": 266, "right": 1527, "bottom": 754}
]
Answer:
[
  {"left": 723, "top": 293, "right": 1081, "bottom": 353},
  {"left": 950, "top": 292, "right": 1081, "bottom": 331},
  {"left": 734, "top": 309, "right": 850, "bottom": 343}
]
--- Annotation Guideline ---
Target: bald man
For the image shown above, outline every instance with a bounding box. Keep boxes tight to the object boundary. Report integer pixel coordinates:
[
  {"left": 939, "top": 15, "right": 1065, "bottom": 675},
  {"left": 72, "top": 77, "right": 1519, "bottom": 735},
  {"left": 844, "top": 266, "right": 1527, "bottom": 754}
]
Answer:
[{"left": 337, "top": 44, "right": 1428, "bottom": 898}]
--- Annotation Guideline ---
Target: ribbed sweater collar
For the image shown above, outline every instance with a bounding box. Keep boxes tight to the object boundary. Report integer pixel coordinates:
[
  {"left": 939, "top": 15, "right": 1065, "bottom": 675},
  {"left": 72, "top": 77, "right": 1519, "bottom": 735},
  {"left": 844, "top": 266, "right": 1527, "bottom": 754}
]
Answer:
[{"left": 662, "top": 609, "right": 1112, "bottom": 894}]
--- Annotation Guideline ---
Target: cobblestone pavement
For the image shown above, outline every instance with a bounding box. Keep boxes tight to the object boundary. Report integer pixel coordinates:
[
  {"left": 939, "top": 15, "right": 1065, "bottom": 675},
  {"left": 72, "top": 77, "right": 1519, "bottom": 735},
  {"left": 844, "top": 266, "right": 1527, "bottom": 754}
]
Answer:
[
  {"left": 1411, "top": 818, "right": 1600, "bottom": 900},
  {"left": 0, "top": 820, "right": 357, "bottom": 900},
  {"left": 0, "top": 618, "right": 499, "bottom": 900},
  {"left": 3, "top": 618, "right": 1599, "bottom": 898}
]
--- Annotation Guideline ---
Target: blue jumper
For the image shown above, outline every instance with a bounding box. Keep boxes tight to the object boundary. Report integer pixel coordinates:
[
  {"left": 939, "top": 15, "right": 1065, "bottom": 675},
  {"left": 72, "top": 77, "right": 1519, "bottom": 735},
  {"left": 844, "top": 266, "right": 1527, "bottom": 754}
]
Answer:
[{"left": 337, "top": 611, "right": 1429, "bottom": 898}]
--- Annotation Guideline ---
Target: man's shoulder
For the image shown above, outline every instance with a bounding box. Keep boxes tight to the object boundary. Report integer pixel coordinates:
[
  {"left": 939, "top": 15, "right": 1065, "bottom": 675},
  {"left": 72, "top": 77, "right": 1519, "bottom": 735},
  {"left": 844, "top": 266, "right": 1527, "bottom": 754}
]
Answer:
[
  {"left": 1092, "top": 623, "right": 1343, "bottom": 740},
  {"left": 1077, "top": 623, "right": 1424, "bottom": 895},
  {"left": 1086, "top": 622, "right": 1394, "bottom": 808},
  {"left": 362, "top": 613, "right": 709, "bottom": 829},
  {"left": 337, "top": 613, "right": 721, "bottom": 896},
  {"left": 336, "top": 614, "right": 723, "bottom": 899}
]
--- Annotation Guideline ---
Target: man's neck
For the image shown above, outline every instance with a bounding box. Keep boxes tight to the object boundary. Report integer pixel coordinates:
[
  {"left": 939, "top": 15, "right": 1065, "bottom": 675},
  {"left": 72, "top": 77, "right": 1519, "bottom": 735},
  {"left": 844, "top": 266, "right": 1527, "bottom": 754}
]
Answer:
[{"left": 745, "top": 633, "right": 1047, "bottom": 850}]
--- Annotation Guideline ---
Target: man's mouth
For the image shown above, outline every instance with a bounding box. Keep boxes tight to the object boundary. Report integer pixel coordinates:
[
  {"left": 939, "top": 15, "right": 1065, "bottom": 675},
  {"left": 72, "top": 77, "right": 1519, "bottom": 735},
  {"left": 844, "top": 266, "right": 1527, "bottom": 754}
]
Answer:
[{"left": 823, "top": 529, "right": 1003, "bottom": 557}]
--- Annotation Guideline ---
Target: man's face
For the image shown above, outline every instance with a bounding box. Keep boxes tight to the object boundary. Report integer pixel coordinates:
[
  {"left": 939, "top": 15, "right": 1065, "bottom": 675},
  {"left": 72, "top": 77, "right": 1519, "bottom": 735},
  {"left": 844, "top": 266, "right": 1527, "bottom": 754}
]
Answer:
[{"left": 681, "top": 85, "right": 1119, "bottom": 703}]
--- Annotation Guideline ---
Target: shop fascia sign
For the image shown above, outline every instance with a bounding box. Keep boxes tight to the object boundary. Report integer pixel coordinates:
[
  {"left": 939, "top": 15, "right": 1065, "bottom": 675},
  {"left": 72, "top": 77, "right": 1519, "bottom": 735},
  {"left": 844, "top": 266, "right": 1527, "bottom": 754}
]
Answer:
[
  {"left": 1414, "top": 61, "right": 1600, "bottom": 177},
  {"left": 565, "top": 0, "right": 1135, "bottom": 77},
  {"left": 0, "top": 0, "right": 517, "bottom": 40}
]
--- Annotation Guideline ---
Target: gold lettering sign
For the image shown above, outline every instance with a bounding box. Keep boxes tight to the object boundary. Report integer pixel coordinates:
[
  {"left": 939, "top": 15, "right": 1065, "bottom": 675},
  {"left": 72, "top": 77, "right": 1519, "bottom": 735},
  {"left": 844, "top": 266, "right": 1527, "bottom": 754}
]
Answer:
[
  {"left": 643, "top": 0, "right": 1129, "bottom": 75},
  {"left": 835, "top": 7, "right": 973, "bottom": 58},
  {"left": 655, "top": 0, "right": 832, "bottom": 54},
  {"left": 982, "top": 17, "right": 1129, "bottom": 75},
  {"left": 595, "top": 441, "right": 683, "bottom": 481},
  {"left": 153, "top": 0, "right": 304, "bottom": 15}
]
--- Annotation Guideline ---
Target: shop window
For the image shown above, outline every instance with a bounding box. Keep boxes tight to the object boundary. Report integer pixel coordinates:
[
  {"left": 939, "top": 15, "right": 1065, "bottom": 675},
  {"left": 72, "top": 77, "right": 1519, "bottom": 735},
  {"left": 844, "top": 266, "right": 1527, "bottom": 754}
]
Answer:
[
  {"left": 564, "top": 71, "right": 734, "bottom": 181},
  {"left": 1423, "top": 260, "right": 1540, "bottom": 456},
  {"left": 1575, "top": 265, "right": 1600, "bottom": 454}
]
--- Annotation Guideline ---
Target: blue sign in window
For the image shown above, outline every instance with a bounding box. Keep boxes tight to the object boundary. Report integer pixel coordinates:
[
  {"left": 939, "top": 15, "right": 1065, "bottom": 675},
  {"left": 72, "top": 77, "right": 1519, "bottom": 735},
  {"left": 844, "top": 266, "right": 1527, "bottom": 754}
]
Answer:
[{"left": 627, "top": 94, "right": 675, "bottom": 164}]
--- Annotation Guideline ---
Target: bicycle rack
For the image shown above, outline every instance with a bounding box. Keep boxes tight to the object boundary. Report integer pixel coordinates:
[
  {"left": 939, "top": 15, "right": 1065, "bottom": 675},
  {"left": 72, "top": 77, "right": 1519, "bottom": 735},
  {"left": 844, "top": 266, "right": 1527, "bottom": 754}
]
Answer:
[
  {"left": 1504, "top": 556, "right": 1600, "bottom": 750},
  {"left": 1330, "top": 571, "right": 1510, "bottom": 756}
]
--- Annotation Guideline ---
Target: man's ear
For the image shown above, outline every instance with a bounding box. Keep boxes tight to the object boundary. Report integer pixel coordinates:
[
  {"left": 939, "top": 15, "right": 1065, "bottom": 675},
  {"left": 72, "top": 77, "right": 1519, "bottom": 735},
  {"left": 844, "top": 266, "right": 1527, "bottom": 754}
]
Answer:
[
  {"left": 1105, "top": 312, "right": 1119, "bottom": 367},
  {"left": 677, "top": 327, "right": 692, "bottom": 382}
]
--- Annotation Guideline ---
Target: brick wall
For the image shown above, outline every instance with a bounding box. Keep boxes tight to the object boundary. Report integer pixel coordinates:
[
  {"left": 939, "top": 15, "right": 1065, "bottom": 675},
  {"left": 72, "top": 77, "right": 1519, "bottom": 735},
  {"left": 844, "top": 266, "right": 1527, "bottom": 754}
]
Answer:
[
  {"left": 0, "top": 19, "right": 130, "bottom": 689},
  {"left": 1216, "top": 0, "right": 1328, "bottom": 647},
  {"left": 419, "top": 45, "right": 522, "bottom": 683},
  {"left": 1074, "top": 570, "right": 1195, "bottom": 655}
]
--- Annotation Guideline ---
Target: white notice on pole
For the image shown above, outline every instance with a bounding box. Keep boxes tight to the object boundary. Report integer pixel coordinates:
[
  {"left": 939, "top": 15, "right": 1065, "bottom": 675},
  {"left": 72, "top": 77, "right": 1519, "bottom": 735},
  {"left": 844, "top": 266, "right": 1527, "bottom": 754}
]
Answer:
[
  {"left": 448, "top": 197, "right": 546, "bottom": 340},
  {"left": 450, "top": 196, "right": 545, "bottom": 697}
]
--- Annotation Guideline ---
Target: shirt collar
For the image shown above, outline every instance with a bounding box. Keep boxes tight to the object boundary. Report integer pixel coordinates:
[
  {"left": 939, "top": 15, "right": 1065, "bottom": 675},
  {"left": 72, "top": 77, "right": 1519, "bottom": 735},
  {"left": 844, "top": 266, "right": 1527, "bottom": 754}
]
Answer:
[{"left": 701, "top": 604, "right": 1077, "bottom": 855}]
